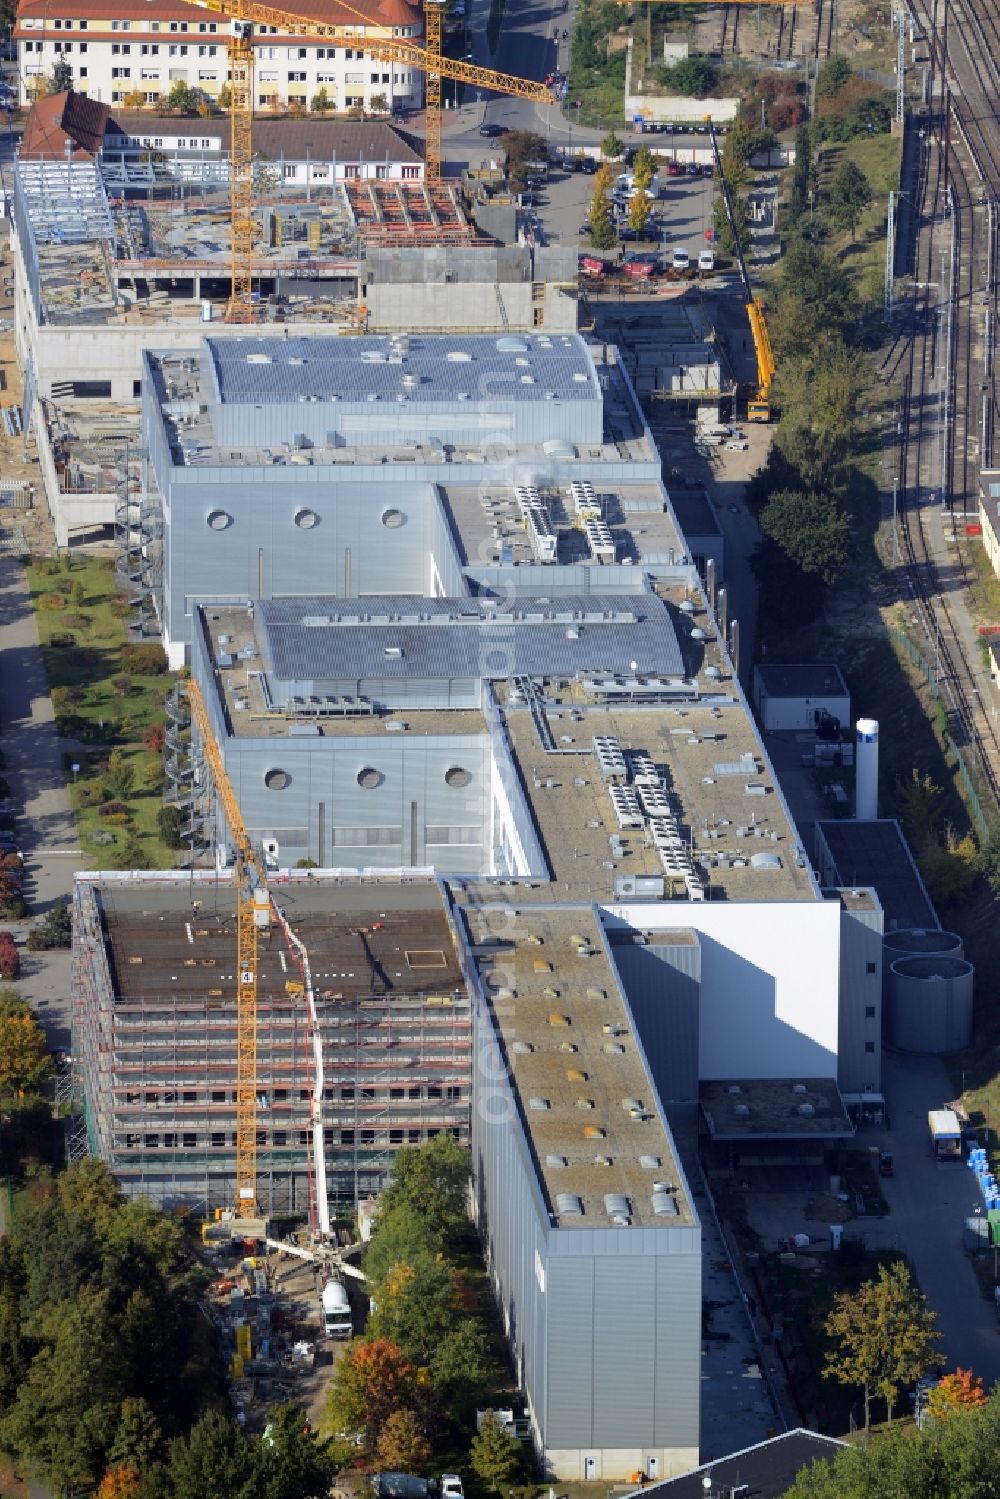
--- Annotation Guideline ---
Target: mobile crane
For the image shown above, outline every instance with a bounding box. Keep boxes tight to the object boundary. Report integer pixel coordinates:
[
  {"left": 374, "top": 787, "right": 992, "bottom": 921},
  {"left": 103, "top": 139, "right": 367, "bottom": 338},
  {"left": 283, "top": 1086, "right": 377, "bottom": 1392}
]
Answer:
[
  {"left": 707, "top": 117, "right": 775, "bottom": 422},
  {"left": 202, "top": 0, "right": 554, "bottom": 317}
]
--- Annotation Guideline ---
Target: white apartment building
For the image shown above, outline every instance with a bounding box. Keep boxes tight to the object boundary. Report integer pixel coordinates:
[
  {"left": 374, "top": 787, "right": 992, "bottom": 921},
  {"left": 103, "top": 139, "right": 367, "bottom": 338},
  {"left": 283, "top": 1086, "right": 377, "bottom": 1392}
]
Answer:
[{"left": 14, "top": 0, "right": 425, "bottom": 114}]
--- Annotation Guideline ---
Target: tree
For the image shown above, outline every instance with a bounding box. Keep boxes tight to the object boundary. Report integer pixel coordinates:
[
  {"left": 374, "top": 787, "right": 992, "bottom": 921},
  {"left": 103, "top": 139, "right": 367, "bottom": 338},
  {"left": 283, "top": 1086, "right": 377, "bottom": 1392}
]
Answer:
[
  {"left": 895, "top": 769, "right": 942, "bottom": 843},
  {"left": 824, "top": 1261, "right": 940, "bottom": 1428},
  {"left": 166, "top": 80, "right": 199, "bottom": 114},
  {"left": 217, "top": 84, "right": 232, "bottom": 109},
  {"left": 469, "top": 1411, "right": 523, "bottom": 1493},
  {"left": 504, "top": 130, "right": 547, "bottom": 188},
  {"left": 97, "top": 1466, "right": 141, "bottom": 1499},
  {"left": 829, "top": 159, "right": 873, "bottom": 240},
  {"left": 368, "top": 1254, "right": 462, "bottom": 1367},
  {"left": 0, "top": 933, "right": 19, "bottom": 980},
  {"left": 27, "top": 896, "right": 72, "bottom": 951},
  {"left": 122, "top": 90, "right": 146, "bottom": 110},
  {"left": 712, "top": 190, "right": 751, "bottom": 256},
  {"left": 925, "top": 1368, "right": 987, "bottom": 1421},
  {"left": 157, "top": 805, "right": 186, "bottom": 850},
  {"left": 632, "top": 146, "right": 655, "bottom": 191},
  {"left": 364, "top": 1202, "right": 446, "bottom": 1288},
  {"left": 368, "top": 91, "right": 389, "bottom": 114},
  {"left": 601, "top": 130, "right": 624, "bottom": 161},
  {"left": 587, "top": 166, "right": 617, "bottom": 251},
  {"left": 760, "top": 489, "right": 852, "bottom": 584},
  {"left": 815, "top": 55, "right": 852, "bottom": 98},
  {"left": 107, "top": 749, "right": 135, "bottom": 801},
  {"left": 0, "top": 996, "right": 51, "bottom": 1097},
  {"left": 49, "top": 55, "right": 73, "bottom": 93},
  {"left": 311, "top": 86, "right": 331, "bottom": 112},
  {"left": 376, "top": 1133, "right": 471, "bottom": 1241},
  {"left": 325, "top": 1338, "right": 426, "bottom": 1452},
  {"left": 107, "top": 1397, "right": 164, "bottom": 1477},
  {"left": 163, "top": 1410, "right": 260, "bottom": 1499},
  {"left": 427, "top": 1319, "right": 491, "bottom": 1414},
  {"left": 258, "top": 1403, "right": 334, "bottom": 1499},
  {"left": 779, "top": 241, "right": 858, "bottom": 341},
  {"left": 375, "top": 1409, "right": 432, "bottom": 1473},
  {"left": 790, "top": 122, "right": 812, "bottom": 220},
  {"left": 657, "top": 55, "right": 716, "bottom": 97},
  {"left": 627, "top": 189, "right": 650, "bottom": 235}
]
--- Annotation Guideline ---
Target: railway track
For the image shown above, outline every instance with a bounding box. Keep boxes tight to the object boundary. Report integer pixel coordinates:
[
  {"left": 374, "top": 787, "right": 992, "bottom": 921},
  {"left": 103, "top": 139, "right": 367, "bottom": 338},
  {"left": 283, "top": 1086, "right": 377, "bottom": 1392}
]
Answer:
[
  {"left": 720, "top": 4, "right": 740, "bottom": 55},
  {"left": 885, "top": 0, "right": 1000, "bottom": 808}
]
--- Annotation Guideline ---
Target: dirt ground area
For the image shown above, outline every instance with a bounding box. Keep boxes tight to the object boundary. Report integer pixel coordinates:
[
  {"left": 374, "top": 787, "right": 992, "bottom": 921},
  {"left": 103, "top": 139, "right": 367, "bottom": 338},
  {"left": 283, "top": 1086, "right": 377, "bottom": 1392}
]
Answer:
[{"left": 0, "top": 231, "right": 55, "bottom": 561}]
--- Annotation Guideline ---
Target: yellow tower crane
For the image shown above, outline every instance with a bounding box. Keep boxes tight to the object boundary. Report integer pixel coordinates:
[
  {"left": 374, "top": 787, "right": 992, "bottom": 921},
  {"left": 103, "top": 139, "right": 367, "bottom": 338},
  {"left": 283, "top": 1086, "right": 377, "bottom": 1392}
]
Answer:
[
  {"left": 186, "top": 678, "right": 272, "bottom": 1219},
  {"left": 203, "top": 0, "right": 554, "bottom": 318}
]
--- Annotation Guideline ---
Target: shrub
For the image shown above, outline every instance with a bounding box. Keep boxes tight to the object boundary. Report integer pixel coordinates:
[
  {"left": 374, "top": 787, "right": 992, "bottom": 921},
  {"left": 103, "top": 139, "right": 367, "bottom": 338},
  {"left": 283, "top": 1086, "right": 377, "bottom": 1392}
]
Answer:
[
  {"left": 112, "top": 675, "right": 134, "bottom": 699},
  {"left": 38, "top": 593, "right": 67, "bottom": 612},
  {"left": 52, "top": 686, "right": 84, "bottom": 715},
  {"left": 49, "top": 632, "right": 75, "bottom": 648},
  {"left": 104, "top": 812, "right": 132, "bottom": 826},
  {"left": 157, "top": 805, "right": 186, "bottom": 849},
  {"left": 0, "top": 933, "right": 20, "bottom": 980},
  {"left": 59, "top": 613, "right": 88, "bottom": 633},
  {"left": 110, "top": 596, "right": 134, "bottom": 619},
  {"left": 33, "top": 558, "right": 60, "bottom": 577},
  {"left": 1, "top": 853, "right": 23, "bottom": 871},
  {"left": 121, "top": 643, "right": 168, "bottom": 676},
  {"left": 770, "top": 98, "right": 806, "bottom": 131},
  {"left": 26, "top": 898, "right": 72, "bottom": 951},
  {"left": 99, "top": 801, "right": 130, "bottom": 818},
  {"left": 1, "top": 894, "right": 28, "bottom": 920},
  {"left": 815, "top": 55, "right": 852, "bottom": 97},
  {"left": 143, "top": 723, "right": 166, "bottom": 753}
]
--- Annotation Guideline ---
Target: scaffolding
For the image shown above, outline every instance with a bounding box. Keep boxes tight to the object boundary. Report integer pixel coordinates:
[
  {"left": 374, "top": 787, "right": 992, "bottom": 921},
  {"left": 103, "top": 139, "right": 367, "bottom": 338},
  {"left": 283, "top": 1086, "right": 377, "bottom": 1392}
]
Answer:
[{"left": 71, "top": 875, "right": 472, "bottom": 1217}]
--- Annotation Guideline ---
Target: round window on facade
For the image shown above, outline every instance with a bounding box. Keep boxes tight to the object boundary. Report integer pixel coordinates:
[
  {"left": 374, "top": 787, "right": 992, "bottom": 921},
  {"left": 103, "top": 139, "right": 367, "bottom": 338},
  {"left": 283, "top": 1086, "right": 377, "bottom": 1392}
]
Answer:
[
  {"left": 445, "top": 766, "right": 471, "bottom": 789},
  {"left": 264, "top": 768, "right": 290, "bottom": 790},
  {"left": 294, "top": 507, "right": 319, "bottom": 530},
  {"left": 357, "top": 767, "right": 383, "bottom": 789},
  {"left": 381, "top": 508, "right": 407, "bottom": 529},
  {"left": 206, "top": 509, "right": 232, "bottom": 531}
]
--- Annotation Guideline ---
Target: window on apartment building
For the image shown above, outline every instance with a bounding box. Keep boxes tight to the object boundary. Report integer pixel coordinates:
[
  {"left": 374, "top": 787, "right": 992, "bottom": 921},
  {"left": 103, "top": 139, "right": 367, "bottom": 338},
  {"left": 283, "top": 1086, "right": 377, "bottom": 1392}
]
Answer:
[
  {"left": 144, "top": 1134, "right": 159, "bottom": 1148},
  {"left": 211, "top": 1089, "right": 226, "bottom": 1102},
  {"left": 183, "top": 1133, "right": 196, "bottom": 1147},
  {"left": 144, "top": 1091, "right": 159, "bottom": 1104},
  {"left": 282, "top": 163, "right": 296, "bottom": 178},
  {"left": 865, "top": 1005, "right": 877, "bottom": 1018},
  {"left": 79, "top": 67, "right": 88, "bottom": 77},
  {"left": 299, "top": 1088, "right": 310, "bottom": 1101},
  {"left": 273, "top": 1089, "right": 287, "bottom": 1101},
  {"left": 255, "top": 1130, "right": 266, "bottom": 1146},
  {"left": 273, "top": 1131, "right": 287, "bottom": 1146},
  {"left": 149, "top": 20, "right": 159, "bottom": 29},
  {"left": 163, "top": 1132, "right": 178, "bottom": 1148},
  {"left": 390, "top": 1129, "right": 404, "bottom": 1145},
  {"left": 211, "top": 1133, "right": 225, "bottom": 1148},
  {"left": 287, "top": 70, "right": 305, "bottom": 81},
  {"left": 183, "top": 1090, "right": 197, "bottom": 1102},
  {"left": 299, "top": 1130, "right": 308, "bottom": 1145},
  {"left": 408, "top": 1085, "right": 421, "bottom": 1099},
  {"left": 125, "top": 1090, "right": 140, "bottom": 1104},
  {"left": 360, "top": 1087, "right": 376, "bottom": 1101},
  {"left": 163, "top": 1091, "right": 176, "bottom": 1104},
  {"left": 446, "top": 1086, "right": 462, "bottom": 1100},
  {"left": 79, "top": 43, "right": 87, "bottom": 52},
  {"left": 427, "top": 1085, "right": 443, "bottom": 1100},
  {"left": 361, "top": 1130, "right": 375, "bottom": 1145},
  {"left": 408, "top": 1129, "right": 421, "bottom": 1144},
  {"left": 341, "top": 1086, "right": 354, "bottom": 1100},
  {"left": 389, "top": 1087, "right": 404, "bottom": 1100},
  {"left": 865, "top": 1041, "right": 876, "bottom": 1053},
  {"left": 401, "top": 165, "right": 420, "bottom": 179},
  {"left": 78, "top": 19, "right": 87, "bottom": 28},
  {"left": 451, "top": 1127, "right": 462, "bottom": 1141},
  {"left": 341, "top": 1129, "right": 355, "bottom": 1145},
  {"left": 311, "top": 165, "right": 330, "bottom": 178},
  {"left": 428, "top": 1128, "right": 441, "bottom": 1139}
]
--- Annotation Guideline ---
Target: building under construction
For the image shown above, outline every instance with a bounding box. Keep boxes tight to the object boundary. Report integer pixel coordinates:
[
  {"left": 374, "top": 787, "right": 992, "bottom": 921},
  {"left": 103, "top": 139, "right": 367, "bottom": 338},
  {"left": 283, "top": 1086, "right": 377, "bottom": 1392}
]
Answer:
[{"left": 72, "top": 870, "right": 470, "bottom": 1215}]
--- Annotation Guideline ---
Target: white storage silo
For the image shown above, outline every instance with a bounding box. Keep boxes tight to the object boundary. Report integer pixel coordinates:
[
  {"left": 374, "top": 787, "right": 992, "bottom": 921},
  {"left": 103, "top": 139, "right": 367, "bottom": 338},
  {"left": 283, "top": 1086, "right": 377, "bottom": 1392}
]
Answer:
[{"left": 855, "top": 718, "right": 879, "bottom": 820}]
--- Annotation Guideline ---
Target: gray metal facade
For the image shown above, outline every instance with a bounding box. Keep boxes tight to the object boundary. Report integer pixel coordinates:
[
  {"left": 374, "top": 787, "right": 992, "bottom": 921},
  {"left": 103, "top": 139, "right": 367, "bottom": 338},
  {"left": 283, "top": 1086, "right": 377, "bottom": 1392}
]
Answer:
[
  {"left": 834, "top": 896, "right": 884, "bottom": 1095},
  {"left": 469, "top": 914, "right": 701, "bottom": 1472}
]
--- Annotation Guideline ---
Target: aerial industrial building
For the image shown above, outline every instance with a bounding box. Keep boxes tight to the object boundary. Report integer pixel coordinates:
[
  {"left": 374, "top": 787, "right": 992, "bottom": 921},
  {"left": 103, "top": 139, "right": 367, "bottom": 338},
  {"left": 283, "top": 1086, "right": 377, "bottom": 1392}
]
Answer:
[{"left": 70, "top": 326, "right": 891, "bottom": 1481}]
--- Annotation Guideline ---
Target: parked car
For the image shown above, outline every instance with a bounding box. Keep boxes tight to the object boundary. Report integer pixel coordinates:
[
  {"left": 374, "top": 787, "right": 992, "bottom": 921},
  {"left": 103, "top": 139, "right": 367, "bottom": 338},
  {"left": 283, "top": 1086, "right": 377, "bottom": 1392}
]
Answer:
[
  {"left": 440, "top": 1479, "right": 464, "bottom": 1499},
  {"left": 725, "top": 437, "right": 749, "bottom": 451},
  {"left": 478, "top": 121, "right": 508, "bottom": 138},
  {"left": 664, "top": 160, "right": 685, "bottom": 177},
  {"left": 671, "top": 246, "right": 690, "bottom": 270},
  {"left": 698, "top": 248, "right": 715, "bottom": 272},
  {"left": 579, "top": 157, "right": 598, "bottom": 174},
  {"left": 685, "top": 162, "right": 701, "bottom": 176}
]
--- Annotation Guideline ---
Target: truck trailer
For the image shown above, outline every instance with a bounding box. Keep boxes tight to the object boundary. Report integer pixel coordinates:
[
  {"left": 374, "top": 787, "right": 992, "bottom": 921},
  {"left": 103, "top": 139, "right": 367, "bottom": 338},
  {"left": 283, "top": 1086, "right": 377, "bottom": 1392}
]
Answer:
[
  {"left": 929, "top": 1109, "right": 962, "bottom": 1160},
  {"left": 321, "top": 1276, "right": 353, "bottom": 1339}
]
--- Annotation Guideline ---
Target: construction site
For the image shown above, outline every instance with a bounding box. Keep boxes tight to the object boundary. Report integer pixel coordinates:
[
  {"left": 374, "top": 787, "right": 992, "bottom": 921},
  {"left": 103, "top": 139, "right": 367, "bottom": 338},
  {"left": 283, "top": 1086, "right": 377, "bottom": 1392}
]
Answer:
[{"left": 72, "top": 871, "right": 471, "bottom": 1216}]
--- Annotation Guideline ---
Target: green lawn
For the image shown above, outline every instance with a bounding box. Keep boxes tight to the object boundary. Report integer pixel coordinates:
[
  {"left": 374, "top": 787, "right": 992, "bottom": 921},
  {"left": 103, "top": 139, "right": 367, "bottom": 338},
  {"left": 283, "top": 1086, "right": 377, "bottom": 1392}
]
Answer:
[
  {"left": 27, "top": 557, "right": 177, "bottom": 870},
  {"left": 815, "top": 133, "right": 902, "bottom": 300}
]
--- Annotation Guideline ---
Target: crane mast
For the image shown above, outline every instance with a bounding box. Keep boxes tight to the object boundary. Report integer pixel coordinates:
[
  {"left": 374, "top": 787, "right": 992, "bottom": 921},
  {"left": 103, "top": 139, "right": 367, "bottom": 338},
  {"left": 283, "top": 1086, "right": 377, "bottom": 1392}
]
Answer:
[{"left": 185, "top": 679, "right": 269, "bottom": 1217}]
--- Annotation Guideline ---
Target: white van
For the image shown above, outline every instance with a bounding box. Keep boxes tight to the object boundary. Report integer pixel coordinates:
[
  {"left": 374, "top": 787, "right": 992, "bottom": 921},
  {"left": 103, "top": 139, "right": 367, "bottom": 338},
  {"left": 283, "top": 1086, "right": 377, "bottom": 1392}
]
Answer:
[
  {"left": 671, "top": 247, "right": 690, "bottom": 270},
  {"left": 698, "top": 248, "right": 715, "bottom": 272}
]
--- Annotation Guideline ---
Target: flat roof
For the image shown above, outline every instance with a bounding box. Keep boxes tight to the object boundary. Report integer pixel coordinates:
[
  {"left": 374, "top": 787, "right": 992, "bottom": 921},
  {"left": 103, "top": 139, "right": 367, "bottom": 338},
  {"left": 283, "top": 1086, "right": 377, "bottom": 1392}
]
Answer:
[
  {"left": 816, "top": 818, "right": 938, "bottom": 931},
  {"left": 504, "top": 698, "right": 816, "bottom": 903},
  {"left": 755, "top": 662, "right": 849, "bottom": 700},
  {"left": 700, "top": 1079, "right": 854, "bottom": 1139},
  {"left": 206, "top": 333, "right": 600, "bottom": 408},
  {"left": 94, "top": 876, "right": 465, "bottom": 1007},
  {"left": 465, "top": 903, "right": 694, "bottom": 1230},
  {"left": 252, "top": 594, "right": 684, "bottom": 684}
]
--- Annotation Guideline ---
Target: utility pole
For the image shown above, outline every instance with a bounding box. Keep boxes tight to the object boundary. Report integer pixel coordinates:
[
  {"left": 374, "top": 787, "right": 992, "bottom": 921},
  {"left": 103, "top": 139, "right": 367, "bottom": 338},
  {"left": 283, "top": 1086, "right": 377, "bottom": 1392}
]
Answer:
[{"left": 885, "top": 189, "right": 896, "bottom": 318}]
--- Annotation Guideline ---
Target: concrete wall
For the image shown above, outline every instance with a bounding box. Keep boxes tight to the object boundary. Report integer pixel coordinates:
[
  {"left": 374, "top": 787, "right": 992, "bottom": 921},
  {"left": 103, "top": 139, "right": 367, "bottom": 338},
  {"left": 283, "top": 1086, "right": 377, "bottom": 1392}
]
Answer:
[
  {"left": 601, "top": 900, "right": 842, "bottom": 1081},
  {"left": 364, "top": 280, "right": 576, "bottom": 333}
]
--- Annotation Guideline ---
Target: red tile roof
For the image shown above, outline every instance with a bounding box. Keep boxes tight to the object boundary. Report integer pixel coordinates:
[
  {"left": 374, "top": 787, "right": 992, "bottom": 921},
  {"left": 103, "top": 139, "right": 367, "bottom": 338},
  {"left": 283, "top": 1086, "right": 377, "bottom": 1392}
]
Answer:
[{"left": 20, "top": 89, "right": 111, "bottom": 159}]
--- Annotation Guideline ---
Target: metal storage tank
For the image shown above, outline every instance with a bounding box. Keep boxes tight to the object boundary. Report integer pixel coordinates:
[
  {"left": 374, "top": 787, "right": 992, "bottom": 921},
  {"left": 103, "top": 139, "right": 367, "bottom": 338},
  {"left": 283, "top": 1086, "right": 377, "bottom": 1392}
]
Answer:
[
  {"left": 884, "top": 929, "right": 964, "bottom": 961},
  {"left": 855, "top": 718, "right": 879, "bottom": 820},
  {"left": 888, "top": 955, "right": 974, "bottom": 1053}
]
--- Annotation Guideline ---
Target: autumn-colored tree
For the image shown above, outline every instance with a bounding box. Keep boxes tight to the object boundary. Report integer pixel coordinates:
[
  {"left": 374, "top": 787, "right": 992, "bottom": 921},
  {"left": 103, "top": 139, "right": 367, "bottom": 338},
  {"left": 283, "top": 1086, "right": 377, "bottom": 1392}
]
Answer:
[
  {"left": 0, "top": 994, "right": 51, "bottom": 1096},
  {"left": 824, "top": 1261, "right": 940, "bottom": 1428},
  {"left": 926, "top": 1368, "right": 987, "bottom": 1420},
  {"left": 325, "top": 1338, "right": 429, "bottom": 1452},
  {"left": 96, "top": 1464, "right": 140, "bottom": 1499},
  {"left": 469, "top": 1411, "right": 523, "bottom": 1493},
  {"left": 375, "top": 1409, "right": 432, "bottom": 1472}
]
